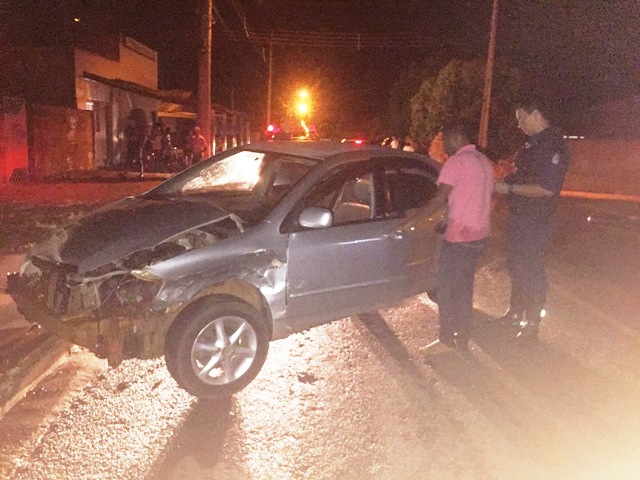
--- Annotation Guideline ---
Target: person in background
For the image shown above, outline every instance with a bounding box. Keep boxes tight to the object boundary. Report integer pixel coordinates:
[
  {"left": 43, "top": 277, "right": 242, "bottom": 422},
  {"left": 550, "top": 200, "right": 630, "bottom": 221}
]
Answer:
[
  {"left": 191, "top": 126, "right": 208, "bottom": 164},
  {"left": 124, "top": 118, "right": 138, "bottom": 170},
  {"left": 493, "top": 98, "right": 570, "bottom": 340},
  {"left": 420, "top": 120, "right": 495, "bottom": 354},
  {"left": 149, "top": 123, "right": 163, "bottom": 165},
  {"left": 402, "top": 136, "right": 416, "bottom": 152},
  {"left": 389, "top": 135, "right": 400, "bottom": 149},
  {"left": 161, "top": 127, "right": 175, "bottom": 170},
  {"left": 162, "top": 127, "right": 173, "bottom": 154}
]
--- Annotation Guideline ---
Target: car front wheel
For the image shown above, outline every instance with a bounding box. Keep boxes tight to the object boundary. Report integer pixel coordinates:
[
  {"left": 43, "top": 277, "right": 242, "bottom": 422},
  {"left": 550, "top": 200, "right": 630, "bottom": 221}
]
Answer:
[{"left": 165, "top": 297, "right": 269, "bottom": 398}]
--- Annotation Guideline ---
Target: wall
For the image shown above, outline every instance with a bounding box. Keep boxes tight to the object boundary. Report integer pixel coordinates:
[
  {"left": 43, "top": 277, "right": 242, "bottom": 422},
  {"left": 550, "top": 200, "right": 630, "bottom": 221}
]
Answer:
[
  {"left": 82, "top": 82, "right": 165, "bottom": 167},
  {"left": 564, "top": 140, "right": 640, "bottom": 195},
  {"left": 30, "top": 105, "right": 94, "bottom": 179},
  {"left": 74, "top": 35, "right": 159, "bottom": 167},
  {"left": 0, "top": 47, "right": 76, "bottom": 107},
  {"left": 74, "top": 35, "right": 158, "bottom": 110},
  {"left": 587, "top": 96, "right": 640, "bottom": 141},
  {"left": 0, "top": 97, "right": 28, "bottom": 183}
]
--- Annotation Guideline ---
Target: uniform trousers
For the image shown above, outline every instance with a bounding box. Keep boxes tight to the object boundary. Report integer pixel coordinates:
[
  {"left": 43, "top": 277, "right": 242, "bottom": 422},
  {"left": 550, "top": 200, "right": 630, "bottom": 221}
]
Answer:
[
  {"left": 505, "top": 212, "right": 553, "bottom": 319},
  {"left": 437, "top": 238, "right": 486, "bottom": 344}
]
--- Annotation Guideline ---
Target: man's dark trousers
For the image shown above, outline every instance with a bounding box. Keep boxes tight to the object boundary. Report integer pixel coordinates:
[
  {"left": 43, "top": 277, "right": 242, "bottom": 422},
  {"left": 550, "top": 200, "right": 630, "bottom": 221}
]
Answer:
[
  {"left": 437, "top": 238, "right": 486, "bottom": 344},
  {"left": 506, "top": 213, "right": 553, "bottom": 319}
]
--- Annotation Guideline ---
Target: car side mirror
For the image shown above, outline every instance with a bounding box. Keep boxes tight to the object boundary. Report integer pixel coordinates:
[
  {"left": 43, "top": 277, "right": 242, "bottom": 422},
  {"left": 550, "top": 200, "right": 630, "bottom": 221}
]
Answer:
[{"left": 298, "top": 207, "right": 333, "bottom": 229}]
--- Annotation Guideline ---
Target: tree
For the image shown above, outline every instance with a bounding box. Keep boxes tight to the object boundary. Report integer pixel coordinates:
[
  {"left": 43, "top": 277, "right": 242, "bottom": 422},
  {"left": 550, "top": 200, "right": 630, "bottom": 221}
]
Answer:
[
  {"left": 386, "top": 61, "right": 441, "bottom": 140},
  {"left": 410, "top": 59, "right": 523, "bottom": 159}
]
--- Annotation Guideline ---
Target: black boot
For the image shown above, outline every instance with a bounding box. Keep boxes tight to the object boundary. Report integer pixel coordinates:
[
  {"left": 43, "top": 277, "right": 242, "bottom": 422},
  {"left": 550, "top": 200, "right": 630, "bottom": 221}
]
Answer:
[
  {"left": 514, "top": 311, "right": 542, "bottom": 341},
  {"left": 494, "top": 308, "right": 524, "bottom": 327}
]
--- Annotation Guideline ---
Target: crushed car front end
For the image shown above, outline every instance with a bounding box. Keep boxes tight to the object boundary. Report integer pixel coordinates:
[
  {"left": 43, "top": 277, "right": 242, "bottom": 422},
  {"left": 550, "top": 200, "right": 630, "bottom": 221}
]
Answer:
[
  {"left": 7, "top": 259, "right": 172, "bottom": 367},
  {"left": 6, "top": 198, "right": 248, "bottom": 366}
]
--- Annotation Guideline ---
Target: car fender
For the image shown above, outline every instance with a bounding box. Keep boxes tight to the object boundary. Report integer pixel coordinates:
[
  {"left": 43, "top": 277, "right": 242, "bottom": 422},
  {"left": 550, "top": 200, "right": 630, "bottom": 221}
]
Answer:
[{"left": 150, "top": 249, "right": 285, "bottom": 338}]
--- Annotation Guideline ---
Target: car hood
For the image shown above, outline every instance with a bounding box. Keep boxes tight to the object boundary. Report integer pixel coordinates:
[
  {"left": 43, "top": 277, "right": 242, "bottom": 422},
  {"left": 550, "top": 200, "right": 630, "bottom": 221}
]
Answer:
[{"left": 44, "top": 196, "right": 240, "bottom": 272}]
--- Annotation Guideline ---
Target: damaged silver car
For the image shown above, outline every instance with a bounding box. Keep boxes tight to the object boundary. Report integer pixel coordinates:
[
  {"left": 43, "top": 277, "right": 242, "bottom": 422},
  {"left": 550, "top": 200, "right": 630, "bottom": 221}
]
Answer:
[{"left": 7, "top": 141, "right": 443, "bottom": 398}]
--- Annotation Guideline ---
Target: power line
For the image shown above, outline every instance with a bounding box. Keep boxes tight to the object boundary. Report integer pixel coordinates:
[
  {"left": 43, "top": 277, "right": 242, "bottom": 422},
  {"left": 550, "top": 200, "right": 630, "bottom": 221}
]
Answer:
[
  {"left": 225, "top": 0, "right": 247, "bottom": 29},
  {"left": 211, "top": 3, "right": 266, "bottom": 77},
  {"left": 216, "top": 27, "right": 437, "bottom": 50}
]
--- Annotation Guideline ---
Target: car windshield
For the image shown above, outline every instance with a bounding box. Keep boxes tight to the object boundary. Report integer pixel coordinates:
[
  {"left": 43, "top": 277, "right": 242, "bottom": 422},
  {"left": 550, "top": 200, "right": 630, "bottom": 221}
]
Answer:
[
  {"left": 146, "top": 149, "right": 317, "bottom": 223},
  {"left": 181, "top": 151, "right": 265, "bottom": 194}
]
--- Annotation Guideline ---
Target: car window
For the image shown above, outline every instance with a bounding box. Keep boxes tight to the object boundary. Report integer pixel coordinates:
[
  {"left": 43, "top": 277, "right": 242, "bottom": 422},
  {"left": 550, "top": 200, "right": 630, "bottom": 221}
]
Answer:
[
  {"left": 383, "top": 162, "right": 438, "bottom": 216},
  {"left": 320, "top": 173, "right": 375, "bottom": 225},
  {"left": 265, "top": 160, "right": 315, "bottom": 204},
  {"left": 284, "top": 162, "right": 377, "bottom": 231}
]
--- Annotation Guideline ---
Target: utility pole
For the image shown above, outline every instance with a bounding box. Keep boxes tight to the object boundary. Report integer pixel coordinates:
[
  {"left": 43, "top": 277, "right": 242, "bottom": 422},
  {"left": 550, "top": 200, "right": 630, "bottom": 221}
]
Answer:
[
  {"left": 478, "top": 0, "right": 499, "bottom": 151},
  {"left": 266, "top": 39, "right": 273, "bottom": 126},
  {"left": 197, "top": 0, "right": 212, "bottom": 153}
]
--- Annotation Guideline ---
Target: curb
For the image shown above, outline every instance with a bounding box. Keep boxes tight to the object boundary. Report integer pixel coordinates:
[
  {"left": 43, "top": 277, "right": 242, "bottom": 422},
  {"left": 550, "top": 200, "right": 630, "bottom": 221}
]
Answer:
[{"left": 0, "top": 330, "right": 70, "bottom": 418}]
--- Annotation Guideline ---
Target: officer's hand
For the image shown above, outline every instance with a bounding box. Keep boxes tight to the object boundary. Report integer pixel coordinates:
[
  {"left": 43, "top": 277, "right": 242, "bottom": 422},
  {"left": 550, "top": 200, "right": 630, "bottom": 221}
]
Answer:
[{"left": 494, "top": 182, "right": 510, "bottom": 194}]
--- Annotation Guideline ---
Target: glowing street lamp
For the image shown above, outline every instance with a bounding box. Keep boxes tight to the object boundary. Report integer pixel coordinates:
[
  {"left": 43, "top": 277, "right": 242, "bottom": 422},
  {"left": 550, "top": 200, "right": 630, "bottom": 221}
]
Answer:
[
  {"left": 297, "top": 101, "right": 309, "bottom": 116},
  {"left": 289, "top": 88, "right": 313, "bottom": 137},
  {"left": 295, "top": 88, "right": 311, "bottom": 118}
]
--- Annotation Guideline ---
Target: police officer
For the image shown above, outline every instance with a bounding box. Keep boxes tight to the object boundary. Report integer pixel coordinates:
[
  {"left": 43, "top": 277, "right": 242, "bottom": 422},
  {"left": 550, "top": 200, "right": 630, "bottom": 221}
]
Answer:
[{"left": 494, "top": 98, "right": 570, "bottom": 339}]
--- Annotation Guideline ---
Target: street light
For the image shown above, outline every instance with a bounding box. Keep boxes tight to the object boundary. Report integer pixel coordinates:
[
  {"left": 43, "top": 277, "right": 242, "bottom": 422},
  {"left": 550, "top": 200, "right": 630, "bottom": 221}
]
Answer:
[
  {"left": 297, "top": 101, "right": 309, "bottom": 116},
  {"left": 296, "top": 89, "right": 311, "bottom": 117},
  {"left": 295, "top": 89, "right": 312, "bottom": 137}
]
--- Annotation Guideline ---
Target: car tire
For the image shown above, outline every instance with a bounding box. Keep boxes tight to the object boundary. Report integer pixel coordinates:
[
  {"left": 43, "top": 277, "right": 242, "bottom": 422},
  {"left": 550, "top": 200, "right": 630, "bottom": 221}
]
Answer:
[{"left": 165, "top": 297, "right": 269, "bottom": 398}]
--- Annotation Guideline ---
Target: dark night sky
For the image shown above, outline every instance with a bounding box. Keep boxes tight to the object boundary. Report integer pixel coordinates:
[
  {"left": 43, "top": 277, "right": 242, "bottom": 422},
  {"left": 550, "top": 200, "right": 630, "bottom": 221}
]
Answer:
[{"left": 2, "top": 0, "right": 639, "bottom": 132}]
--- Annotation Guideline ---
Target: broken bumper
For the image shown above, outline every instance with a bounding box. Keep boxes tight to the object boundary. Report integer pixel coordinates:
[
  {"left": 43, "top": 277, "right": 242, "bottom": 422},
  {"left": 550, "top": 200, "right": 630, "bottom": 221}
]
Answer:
[{"left": 6, "top": 271, "right": 177, "bottom": 366}]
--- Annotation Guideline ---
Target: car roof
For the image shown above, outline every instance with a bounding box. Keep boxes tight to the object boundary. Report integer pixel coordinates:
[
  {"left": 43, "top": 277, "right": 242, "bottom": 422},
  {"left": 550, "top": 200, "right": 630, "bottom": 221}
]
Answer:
[{"left": 241, "top": 140, "right": 425, "bottom": 163}]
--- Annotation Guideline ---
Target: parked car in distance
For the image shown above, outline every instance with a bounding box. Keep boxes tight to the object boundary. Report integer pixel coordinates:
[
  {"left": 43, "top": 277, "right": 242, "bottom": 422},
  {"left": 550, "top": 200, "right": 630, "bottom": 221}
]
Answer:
[
  {"left": 341, "top": 137, "right": 368, "bottom": 145},
  {"left": 8, "top": 141, "right": 443, "bottom": 398}
]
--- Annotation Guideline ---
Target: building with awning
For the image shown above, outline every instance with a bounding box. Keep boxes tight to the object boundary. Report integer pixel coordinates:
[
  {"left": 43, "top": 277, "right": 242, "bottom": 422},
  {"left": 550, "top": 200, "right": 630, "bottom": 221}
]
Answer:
[
  {"left": 1, "top": 33, "right": 252, "bottom": 178},
  {"left": 80, "top": 69, "right": 197, "bottom": 167}
]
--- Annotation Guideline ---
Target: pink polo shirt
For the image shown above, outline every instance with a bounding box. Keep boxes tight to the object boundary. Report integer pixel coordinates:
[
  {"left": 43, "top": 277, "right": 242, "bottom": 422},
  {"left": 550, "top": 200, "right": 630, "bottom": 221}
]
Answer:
[{"left": 437, "top": 144, "right": 494, "bottom": 243}]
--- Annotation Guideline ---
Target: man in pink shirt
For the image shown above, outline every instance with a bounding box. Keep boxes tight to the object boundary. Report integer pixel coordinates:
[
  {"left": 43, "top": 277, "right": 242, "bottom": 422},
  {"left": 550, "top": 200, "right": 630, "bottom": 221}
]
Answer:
[{"left": 421, "top": 120, "right": 494, "bottom": 354}]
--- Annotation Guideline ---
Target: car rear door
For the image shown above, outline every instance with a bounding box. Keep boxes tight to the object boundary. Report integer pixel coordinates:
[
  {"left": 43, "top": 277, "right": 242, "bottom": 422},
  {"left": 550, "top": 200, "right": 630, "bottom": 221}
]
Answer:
[{"left": 380, "top": 157, "right": 443, "bottom": 297}]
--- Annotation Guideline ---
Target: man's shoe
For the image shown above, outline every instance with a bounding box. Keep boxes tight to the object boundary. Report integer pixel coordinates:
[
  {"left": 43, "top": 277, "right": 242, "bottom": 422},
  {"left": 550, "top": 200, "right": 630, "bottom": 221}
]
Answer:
[{"left": 420, "top": 339, "right": 456, "bottom": 355}]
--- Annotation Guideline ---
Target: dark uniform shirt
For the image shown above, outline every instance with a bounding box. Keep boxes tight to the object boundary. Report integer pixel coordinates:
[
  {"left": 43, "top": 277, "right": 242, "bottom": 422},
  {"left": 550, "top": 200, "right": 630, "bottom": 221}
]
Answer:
[{"left": 504, "top": 127, "right": 570, "bottom": 222}]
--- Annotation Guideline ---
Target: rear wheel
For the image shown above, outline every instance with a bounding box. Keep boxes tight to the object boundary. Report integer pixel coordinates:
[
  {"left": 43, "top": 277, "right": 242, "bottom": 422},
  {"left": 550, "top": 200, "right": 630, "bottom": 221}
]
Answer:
[{"left": 165, "top": 298, "right": 269, "bottom": 398}]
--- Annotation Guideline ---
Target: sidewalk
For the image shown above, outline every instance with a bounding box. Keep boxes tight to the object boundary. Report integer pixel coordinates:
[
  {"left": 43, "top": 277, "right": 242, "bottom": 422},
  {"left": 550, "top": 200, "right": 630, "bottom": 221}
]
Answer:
[{"left": 0, "top": 173, "right": 167, "bottom": 205}]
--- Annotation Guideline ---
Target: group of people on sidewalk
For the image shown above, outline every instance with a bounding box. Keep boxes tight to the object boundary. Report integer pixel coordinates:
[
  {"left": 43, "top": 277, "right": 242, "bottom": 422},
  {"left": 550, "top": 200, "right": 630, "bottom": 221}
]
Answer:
[
  {"left": 124, "top": 122, "right": 209, "bottom": 173},
  {"left": 421, "top": 97, "right": 570, "bottom": 355}
]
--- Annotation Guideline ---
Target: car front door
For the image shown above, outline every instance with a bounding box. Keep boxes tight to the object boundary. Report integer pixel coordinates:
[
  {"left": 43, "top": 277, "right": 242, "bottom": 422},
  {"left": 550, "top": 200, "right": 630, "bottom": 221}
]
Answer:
[
  {"left": 283, "top": 157, "right": 443, "bottom": 331},
  {"left": 284, "top": 162, "right": 411, "bottom": 329}
]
